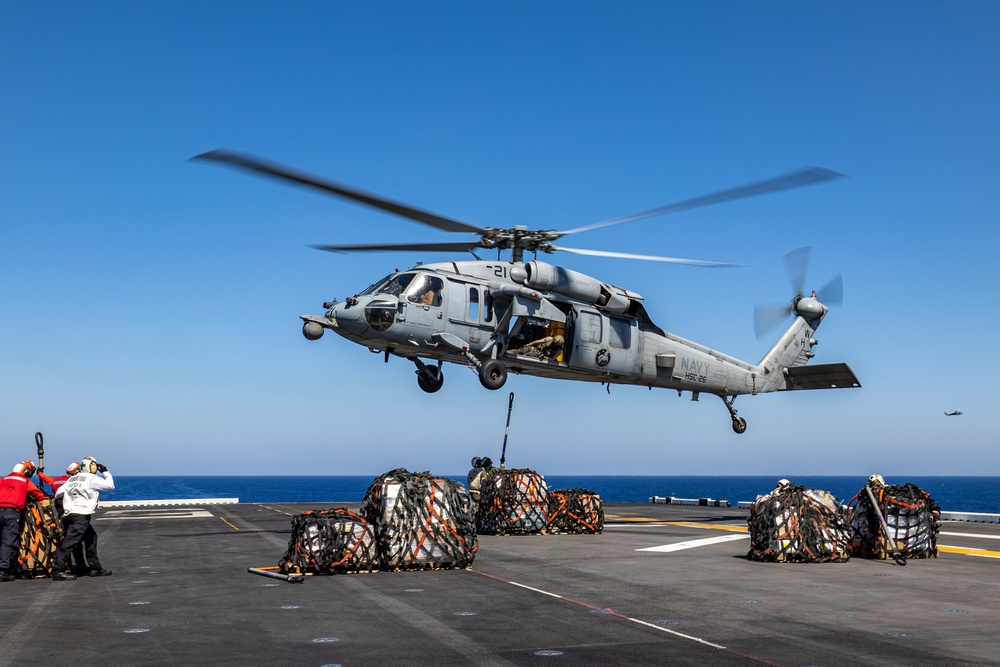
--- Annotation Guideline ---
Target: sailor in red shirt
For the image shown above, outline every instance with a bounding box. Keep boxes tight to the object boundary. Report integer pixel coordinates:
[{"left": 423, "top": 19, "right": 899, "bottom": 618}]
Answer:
[
  {"left": 0, "top": 461, "right": 46, "bottom": 581},
  {"left": 38, "top": 461, "right": 81, "bottom": 496}
]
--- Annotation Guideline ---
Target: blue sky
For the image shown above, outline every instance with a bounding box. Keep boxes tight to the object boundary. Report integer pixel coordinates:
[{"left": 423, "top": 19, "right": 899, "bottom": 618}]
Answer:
[{"left": 2, "top": 3, "right": 998, "bottom": 476}]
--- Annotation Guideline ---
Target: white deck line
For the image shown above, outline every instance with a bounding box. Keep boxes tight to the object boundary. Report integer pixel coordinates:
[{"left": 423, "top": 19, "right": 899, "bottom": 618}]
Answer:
[
  {"left": 98, "top": 497, "right": 239, "bottom": 508},
  {"left": 636, "top": 533, "right": 749, "bottom": 553}
]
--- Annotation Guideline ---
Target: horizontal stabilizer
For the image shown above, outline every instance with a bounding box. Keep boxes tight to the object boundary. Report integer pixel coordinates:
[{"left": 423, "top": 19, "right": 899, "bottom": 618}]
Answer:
[{"left": 782, "top": 363, "right": 861, "bottom": 391}]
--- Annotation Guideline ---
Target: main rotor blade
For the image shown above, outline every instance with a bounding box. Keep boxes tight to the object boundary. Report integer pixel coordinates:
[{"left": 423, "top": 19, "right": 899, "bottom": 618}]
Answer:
[
  {"left": 553, "top": 245, "right": 738, "bottom": 267},
  {"left": 561, "top": 167, "right": 845, "bottom": 235},
  {"left": 193, "top": 149, "right": 485, "bottom": 235},
  {"left": 312, "top": 241, "right": 484, "bottom": 254}
]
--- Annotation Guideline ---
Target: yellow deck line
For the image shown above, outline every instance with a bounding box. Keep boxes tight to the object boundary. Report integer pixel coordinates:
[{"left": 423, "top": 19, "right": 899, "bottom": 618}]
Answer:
[
  {"left": 662, "top": 521, "right": 748, "bottom": 532},
  {"left": 219, "top": 516, "right": 240, "bottom": 531},
  {"left": 605, "top": 514, "right": 664, "bottom": 523},
  {"left": 938, "top": 545, "right": 1000, "bottom": 559},
  {"left": 608, "top": 515, "right": 1000, "bottom": 558}
]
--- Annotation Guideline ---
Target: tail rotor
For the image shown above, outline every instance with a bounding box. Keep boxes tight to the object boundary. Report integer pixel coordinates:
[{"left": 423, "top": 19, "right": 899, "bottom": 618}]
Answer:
[{"left": 754, "top": 247, "right": 843, "bottom": 340}]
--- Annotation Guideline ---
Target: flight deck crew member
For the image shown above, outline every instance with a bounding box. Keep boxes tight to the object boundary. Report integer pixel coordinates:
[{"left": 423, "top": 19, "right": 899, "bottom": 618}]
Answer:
[
  {"left": 467, "top": 456, "right": 494, "bottom": 505},
  {"left": 52, "top": 457, "right": 114, "bottom": 581},
  {"left": 467, "top": 457, "right": 485, "bottom": 504},
  {"left": 0, "top": 461, "right": 45, "bottom": 582},
  {"left": 38, "top": 461, "right": 80, "bottom": 496},
  {"left": 41, "top": 462, "right": 86, "bottom": 573}
]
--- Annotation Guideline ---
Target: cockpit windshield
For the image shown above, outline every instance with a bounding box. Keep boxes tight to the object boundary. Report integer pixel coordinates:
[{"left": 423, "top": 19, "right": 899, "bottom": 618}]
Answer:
[
  {"left": 370, "top": 272, "right": 417, "bottom": 298},
  {"left": 359, "top": 275, "right": 393, "bottom": 296},
  {"left": 361, "top": 271, "right": 444, "bottom": 307}
]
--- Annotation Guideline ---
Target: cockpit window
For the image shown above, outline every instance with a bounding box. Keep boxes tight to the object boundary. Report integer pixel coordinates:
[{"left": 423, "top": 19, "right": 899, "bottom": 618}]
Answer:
[
  {"left": 373, "top": 272, "right": 417, "bottom": 298},
  {"left": 405, "top": 274, "right": 444, "bottom": 307},
  {"left": 360, "top": 275, "right": 394, "bottom": 296}
]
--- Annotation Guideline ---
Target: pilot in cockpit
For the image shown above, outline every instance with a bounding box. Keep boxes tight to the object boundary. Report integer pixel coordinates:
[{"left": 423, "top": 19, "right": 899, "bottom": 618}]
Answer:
[{"left": 409, "top": 276, "right": 443, "bottom": 307}]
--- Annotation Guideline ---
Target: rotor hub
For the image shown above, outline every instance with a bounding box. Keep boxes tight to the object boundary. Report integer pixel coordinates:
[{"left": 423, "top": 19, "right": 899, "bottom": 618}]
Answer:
[{"left": 794, "top": 293, "right": 827, "bottom": 320}]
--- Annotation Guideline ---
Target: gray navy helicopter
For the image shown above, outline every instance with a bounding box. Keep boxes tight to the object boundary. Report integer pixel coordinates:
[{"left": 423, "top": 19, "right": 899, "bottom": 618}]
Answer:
[{"left": 194, "top": 150, "right": 861, "bottom": 433}]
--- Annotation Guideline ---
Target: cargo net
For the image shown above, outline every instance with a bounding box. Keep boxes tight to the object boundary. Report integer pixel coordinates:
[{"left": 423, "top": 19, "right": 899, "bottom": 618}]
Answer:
[
  {"left": 848, "top": 483, "right": 940, "bottom": 560},
  {"left": 279, "top": 508, "right": 379, "bottom": 575},
  {"left": 18, "top": 497, "right": 64, "bottom": 578},
  {"left": 361, "top": 468, "right": 478, "bottom": 571},
  {"left": 547, "top": 488, "right": 604, "bottom": 534},
  {"left": 747, "top": 484, "right": 852, "bottom": 563},
  {"left": 476, "top": 468, "right": 549, "bottom": 535}
]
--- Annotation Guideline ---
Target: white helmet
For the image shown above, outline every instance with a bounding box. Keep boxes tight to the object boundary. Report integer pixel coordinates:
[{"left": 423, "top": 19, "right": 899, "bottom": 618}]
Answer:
[
  {"left": 80, "top": 457, "right": 98, "bottom": 474},
  {"left": 13, "top": 460, "right": 36, "bottom": 477}
]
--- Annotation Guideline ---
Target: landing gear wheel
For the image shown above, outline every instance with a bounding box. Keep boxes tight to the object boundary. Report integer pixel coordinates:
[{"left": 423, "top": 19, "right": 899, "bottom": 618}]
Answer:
[
  {"left": 719, "top": 395, "right": 747, "bottom": 434},
  {"left": 416, "top": 365, "right": 444, "bottom": 393},
  {"left": 478, "top": 359, "right": 507, "bottom": 390}
]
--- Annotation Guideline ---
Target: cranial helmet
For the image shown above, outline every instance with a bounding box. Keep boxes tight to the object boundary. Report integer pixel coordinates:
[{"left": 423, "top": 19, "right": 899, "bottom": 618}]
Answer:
[
  {"left": 471, "top": 457, "right": 482, "bottom": 468},
  {"left": 482, "top": 457, "right": 493, "bottom": 468},
  {"left": 13, "top": 460, "right": 36, "bottom": 477},
  {"left": 66, "top": 462, "right": 81, "bottom": 475},
  {"left": 80, "top": 457, "right": 98, "bottom": 474}
]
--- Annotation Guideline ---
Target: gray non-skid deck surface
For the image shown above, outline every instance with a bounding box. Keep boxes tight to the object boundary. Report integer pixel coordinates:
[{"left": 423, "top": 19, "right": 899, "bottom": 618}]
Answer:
[{"left": 1, "top": 502, "right": 998, "bottom": 666}]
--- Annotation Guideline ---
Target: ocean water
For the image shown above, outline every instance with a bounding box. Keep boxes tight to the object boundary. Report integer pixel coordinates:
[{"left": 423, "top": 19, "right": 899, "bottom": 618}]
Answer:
[{"left": 107, "top": 475, "right": 1000, "bottom": 513}]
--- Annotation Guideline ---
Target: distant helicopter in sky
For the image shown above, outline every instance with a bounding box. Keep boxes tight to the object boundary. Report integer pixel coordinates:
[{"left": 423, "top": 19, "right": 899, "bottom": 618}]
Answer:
[
  {"left": 193, "top": 149, "right": 861, "bottom": 433},
  {"left": 944, "top": 410, "right": 963, "bottom": 416}
]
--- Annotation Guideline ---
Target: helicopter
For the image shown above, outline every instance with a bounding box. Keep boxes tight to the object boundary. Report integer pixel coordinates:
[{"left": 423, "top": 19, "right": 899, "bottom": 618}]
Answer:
[
  {"left": 944, "top": 410, "right": 963, "bottom": 416},
  {"left": 194, "top": 150, "right": 861, "bottom": 433}
]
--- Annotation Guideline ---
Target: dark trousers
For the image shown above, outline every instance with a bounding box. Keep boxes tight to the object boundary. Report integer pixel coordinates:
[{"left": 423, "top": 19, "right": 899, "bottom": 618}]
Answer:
[
  {"left": 0, "top": 507, "right": 21, "bottom": 571},
  {"left": 54, "top": 513, "right": 102, "bottom": 573},
  {"left": 53, "top": 501, "right": 87, "bottom": 573}
]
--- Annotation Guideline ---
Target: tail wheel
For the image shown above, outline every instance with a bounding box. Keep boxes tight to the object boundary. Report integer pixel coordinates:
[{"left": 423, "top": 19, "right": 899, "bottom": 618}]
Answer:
[
  {"left": 732, "top": 417, "right": 747, "bottom": 434},
  {"left": 478, "top": 360, "right": 507, "bottom": 390}
]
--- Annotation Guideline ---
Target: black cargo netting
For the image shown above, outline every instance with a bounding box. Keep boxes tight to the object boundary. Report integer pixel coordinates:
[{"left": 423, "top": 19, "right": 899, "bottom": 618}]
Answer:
[
  {"left": 476, "top": 468, "right": 549, "bottom": 535},
  {"left": 848, "top": 483, "right": 940, "bottom": 560},
  {"left": 17, "top": 497, "right": 63, "bottom": 578},
  {"left": 547, "top": 488, "right": 604, "bottom": 534},
  {"left": 747, "top": 484, "right": 852, "bottom": 563},
  {"left": 360, "top": 468, "right": 478, "bottom": 571},
  {"left": 279, "top": 507, "right": 379, "bottom": 575}
]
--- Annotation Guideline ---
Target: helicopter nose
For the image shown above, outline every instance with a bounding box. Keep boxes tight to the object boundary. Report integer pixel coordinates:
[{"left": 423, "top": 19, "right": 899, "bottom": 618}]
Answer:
[{"left": 330, "top": 300, "right": 367, "bottom": 334}]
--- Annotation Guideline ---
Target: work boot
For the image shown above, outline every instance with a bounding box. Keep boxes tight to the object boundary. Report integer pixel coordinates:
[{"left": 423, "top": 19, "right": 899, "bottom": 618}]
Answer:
[
  {"left": 52, "top": 571, "right": 77, "bottom": 581},
  {"left": 88, "top": 569, "right": 113, "bottom": 577},
  {"left": 0, "top": 571, "right": 15, "bottom": 582}
]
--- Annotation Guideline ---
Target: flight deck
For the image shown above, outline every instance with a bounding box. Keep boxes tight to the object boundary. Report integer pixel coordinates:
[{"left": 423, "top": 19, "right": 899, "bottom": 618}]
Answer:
[{"left": 1, "top": 502, "right": 997, "bottom": 666}]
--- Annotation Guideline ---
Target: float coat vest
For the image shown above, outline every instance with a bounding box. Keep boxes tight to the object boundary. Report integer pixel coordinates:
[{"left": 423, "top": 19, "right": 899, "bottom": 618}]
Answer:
[{"left": 61, "top": 473, "right": 101, "bottom": 515}]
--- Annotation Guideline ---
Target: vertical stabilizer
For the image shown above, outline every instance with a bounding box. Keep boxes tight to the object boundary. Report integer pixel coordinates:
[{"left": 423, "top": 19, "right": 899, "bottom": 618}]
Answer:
[
  {"left": 755, "top": 290, "right": 831, "bottom": 391},
  {"left": 756, "top": 316, "right": 818, "bottom": 391}
]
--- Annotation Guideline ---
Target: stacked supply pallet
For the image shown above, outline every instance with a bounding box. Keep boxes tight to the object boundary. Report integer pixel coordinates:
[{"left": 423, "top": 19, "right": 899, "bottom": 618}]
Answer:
[
  {"left": 747, "top": 480, "right": 852, "bottom": 563},
  {"left": 362, "top": 468, "right": 478, "bottom": 570},
  {"left": 848, "top": 478, "right": 940, "bottom": 560},
  {"left": 548, "top": 488, "right": 604, "bottom": 534},
  {"left": 476, "top": 468, "right": 549, "bottom": 535},
  {"left": 279, "top": 508, "right": 379, "bottom": 575}
]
